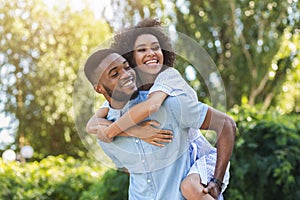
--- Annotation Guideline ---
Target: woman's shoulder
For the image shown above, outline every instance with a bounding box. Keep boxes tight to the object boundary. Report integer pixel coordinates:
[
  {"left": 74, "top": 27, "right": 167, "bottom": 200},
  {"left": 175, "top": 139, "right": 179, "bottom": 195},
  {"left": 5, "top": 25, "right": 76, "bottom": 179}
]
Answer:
[
  {"left": 157, "top": 67, "right": 182, "bottom": 80},
  {"left": 162, "top": 67, "right": 180, "bottom": 74}
]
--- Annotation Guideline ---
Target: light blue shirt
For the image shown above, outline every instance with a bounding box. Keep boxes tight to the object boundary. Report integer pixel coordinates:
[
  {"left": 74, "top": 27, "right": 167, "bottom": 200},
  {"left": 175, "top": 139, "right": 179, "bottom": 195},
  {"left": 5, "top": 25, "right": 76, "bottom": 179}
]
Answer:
[{"left": 98, "top": 91, "right": 208, "bottom": 200}]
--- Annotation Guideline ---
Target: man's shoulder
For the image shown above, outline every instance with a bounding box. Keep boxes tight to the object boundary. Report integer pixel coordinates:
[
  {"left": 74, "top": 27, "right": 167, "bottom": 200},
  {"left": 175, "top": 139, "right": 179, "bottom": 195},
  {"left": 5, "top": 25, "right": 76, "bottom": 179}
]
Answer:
[{"left": 130, "top": 91, "right": 148, "bottom": 104}]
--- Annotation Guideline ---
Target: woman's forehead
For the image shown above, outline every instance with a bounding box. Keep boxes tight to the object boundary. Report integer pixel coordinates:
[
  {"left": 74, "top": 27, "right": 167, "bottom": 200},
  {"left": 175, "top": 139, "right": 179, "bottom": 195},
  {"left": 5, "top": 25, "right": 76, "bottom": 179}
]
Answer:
[{"left": 134, "top": 34, "right": 159, "bottom": 46}]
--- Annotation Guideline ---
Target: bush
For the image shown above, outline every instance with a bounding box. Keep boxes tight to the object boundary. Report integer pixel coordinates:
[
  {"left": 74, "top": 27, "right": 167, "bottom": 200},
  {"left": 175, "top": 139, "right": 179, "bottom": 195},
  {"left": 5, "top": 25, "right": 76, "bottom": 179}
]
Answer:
[
  {"left": 224, "top": 106, "right": 300, "bottom": 200},
  {"left": 1, "top": 106, "right": 298, "bottom": 200},
  {"left": 80, "top": 169, "right": 129, "bottom": 200},
  {"left": 0, "top": 156, "right": 106, "bottom": 200}
]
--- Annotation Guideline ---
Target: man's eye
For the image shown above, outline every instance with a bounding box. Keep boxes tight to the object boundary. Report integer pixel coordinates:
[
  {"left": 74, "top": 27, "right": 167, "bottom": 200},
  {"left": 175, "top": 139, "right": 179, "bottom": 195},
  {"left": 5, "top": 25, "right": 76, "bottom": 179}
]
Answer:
[{"left": 111, "top": 72, "right": 118, "bottom": 78}]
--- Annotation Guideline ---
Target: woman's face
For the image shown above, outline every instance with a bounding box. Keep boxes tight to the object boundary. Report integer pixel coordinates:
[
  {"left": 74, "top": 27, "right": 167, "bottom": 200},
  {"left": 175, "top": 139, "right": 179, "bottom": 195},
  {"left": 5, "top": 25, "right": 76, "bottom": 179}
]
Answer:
[{"left": 133, "top": 34, "right": 164, "bottom": 76}]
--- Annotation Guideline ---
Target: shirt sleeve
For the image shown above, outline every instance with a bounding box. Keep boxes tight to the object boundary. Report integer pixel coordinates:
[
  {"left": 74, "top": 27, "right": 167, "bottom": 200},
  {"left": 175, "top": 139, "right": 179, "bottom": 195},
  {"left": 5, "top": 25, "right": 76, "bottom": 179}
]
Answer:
[
  {"left": 149, "top": 68, "right": 194, "bottom": 97},
  {"left": 164, "top": 94, "right": 209, "bottom": 129}
]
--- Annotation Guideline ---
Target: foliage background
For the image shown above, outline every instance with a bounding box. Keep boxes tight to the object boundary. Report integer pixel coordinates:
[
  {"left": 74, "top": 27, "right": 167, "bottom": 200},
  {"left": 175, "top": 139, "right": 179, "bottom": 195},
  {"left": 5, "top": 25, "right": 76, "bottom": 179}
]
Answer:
[{"left": 0, "top": 0, "right": 299, "bottom": 199}]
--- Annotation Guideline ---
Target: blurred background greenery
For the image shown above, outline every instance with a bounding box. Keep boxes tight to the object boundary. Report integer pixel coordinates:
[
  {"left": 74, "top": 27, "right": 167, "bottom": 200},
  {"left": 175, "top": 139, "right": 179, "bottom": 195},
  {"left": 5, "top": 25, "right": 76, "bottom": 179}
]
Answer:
[{"left": 0, "top": 0, "right": 299, "bottom": 199}]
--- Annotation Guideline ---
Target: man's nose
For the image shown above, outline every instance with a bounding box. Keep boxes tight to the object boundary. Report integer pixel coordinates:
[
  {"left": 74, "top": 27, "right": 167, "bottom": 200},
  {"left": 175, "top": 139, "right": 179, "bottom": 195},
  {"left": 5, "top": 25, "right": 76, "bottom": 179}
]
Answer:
[{"left": 120, "top": 69, "right": 131, "bottom": 79}]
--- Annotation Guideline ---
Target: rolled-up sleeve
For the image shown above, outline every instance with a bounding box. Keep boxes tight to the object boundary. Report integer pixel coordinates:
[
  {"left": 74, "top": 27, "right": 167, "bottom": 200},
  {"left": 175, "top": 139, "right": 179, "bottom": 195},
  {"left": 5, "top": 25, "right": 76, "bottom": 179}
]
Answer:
[{"left": 149, "top": 68, "right": 189, "bottom": 97}]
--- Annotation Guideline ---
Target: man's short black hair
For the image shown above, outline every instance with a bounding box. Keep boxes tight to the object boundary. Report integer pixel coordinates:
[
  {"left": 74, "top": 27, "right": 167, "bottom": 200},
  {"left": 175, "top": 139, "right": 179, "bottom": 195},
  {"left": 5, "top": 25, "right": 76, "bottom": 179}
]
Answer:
[{"left": 84, "top": 48, "right": 117, "bottom": 85}]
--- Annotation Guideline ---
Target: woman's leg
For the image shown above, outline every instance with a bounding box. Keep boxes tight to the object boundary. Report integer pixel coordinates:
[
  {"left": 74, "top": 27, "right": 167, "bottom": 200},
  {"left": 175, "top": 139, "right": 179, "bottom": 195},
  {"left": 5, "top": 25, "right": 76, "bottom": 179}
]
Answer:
[{"left": 181, "top": 173, "right": 215, "bottom": 200}]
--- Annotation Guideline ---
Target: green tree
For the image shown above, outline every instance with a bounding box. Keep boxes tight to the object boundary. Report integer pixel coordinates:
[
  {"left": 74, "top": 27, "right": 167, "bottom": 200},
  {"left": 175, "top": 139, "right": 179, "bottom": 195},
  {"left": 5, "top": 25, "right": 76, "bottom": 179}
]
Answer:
[
  {"left": 108, "top": 0, "right": 300, "bottom": 112},
  {"left": 0, "top": 0, "right": 112, "bottom": 158}
]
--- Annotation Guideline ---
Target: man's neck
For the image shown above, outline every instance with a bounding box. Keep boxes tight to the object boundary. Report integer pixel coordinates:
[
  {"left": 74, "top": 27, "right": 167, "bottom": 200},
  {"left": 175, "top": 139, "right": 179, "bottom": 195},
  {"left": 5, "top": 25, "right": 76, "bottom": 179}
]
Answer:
[
  {"left": 104, "top": 91, "right": 138, "bottom": 109},
  {"left": 109, "top": 99, "right": 128, "bottom": 109}
]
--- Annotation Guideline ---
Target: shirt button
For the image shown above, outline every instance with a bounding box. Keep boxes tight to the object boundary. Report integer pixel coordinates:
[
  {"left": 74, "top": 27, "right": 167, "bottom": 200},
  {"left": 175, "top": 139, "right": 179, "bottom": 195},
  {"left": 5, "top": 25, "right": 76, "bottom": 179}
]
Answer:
[
  {"left": 147, "top": 179, "right": 151, "bottom": 183},
  {"left": 142, "top": 159, "right": 145, "bottom": 163},
  {"left": 135, "top": 139, "right": 139, "bottom": 143}
]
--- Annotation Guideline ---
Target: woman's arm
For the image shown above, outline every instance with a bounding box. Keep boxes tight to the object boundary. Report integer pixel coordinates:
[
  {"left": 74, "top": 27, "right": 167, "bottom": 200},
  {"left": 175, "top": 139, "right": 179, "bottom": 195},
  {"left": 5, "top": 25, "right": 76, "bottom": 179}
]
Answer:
[
  {"left": 86, "top": 99, "right": 173, "bottom": 145},
  {"left": 103, "top": 91, "right": 168, "bottom": 140}
]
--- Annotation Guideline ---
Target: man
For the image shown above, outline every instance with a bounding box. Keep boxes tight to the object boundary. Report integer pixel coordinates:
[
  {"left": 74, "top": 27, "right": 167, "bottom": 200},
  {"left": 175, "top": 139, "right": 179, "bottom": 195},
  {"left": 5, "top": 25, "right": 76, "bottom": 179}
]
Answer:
[{"left": 84, "top": 49, "right": 236, "bottom": 199}]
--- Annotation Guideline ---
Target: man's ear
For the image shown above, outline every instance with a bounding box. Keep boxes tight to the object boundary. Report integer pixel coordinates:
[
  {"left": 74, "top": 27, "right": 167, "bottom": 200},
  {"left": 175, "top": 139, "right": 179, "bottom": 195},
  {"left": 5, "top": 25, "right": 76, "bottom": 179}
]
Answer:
[{"left": 94, "top": 84, "right": 105, "bottom": 94}]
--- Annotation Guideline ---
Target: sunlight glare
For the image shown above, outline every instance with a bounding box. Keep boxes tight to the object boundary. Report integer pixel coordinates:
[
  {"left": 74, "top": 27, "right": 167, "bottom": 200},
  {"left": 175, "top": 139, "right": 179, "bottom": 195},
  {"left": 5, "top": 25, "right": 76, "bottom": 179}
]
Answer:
[{"left": 42, "top": 0, "right": 112, "bottom": 19}]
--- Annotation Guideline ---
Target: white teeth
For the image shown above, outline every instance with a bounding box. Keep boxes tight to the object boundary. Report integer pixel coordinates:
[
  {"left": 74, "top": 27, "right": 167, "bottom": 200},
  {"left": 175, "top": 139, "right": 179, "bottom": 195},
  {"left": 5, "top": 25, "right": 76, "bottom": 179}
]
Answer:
[
  {"left": 145, "top": 60, "right": 158, "bottom": 65},
  {"left": 123, "top": 80, "right": 133, "bottom": 87}
]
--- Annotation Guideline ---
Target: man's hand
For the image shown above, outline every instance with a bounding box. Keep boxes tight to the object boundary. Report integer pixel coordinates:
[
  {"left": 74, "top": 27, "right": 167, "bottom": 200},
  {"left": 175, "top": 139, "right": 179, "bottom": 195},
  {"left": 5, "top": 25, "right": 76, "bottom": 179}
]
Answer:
[
  {"left": 89, "top": 124, "right": 113, "bottom": 143},
  {"left": 203, "top": 181, "right": 221, "bottom": 200},
  {"left": 127, "top": 121, "right": 173, "bottom": 147}
]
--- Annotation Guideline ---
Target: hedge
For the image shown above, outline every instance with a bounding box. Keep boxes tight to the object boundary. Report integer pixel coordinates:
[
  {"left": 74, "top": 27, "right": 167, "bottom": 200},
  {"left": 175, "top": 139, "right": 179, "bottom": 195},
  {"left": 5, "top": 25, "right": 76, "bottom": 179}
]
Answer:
[
  {"left": 224, "top": 106, "right": 300, "bottom": 200},
  {"left": 1, "top": 107, "right": 299, "bottom": 200},
  {"left": 0, "top": 156, "right": 103, "bottom": 199}
]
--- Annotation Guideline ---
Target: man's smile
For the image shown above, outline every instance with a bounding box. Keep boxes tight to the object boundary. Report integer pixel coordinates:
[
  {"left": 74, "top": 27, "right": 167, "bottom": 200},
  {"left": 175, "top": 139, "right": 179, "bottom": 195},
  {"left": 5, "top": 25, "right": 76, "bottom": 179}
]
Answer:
[{"left": 120, "top": 77, "right": 135, "bottom": 88}]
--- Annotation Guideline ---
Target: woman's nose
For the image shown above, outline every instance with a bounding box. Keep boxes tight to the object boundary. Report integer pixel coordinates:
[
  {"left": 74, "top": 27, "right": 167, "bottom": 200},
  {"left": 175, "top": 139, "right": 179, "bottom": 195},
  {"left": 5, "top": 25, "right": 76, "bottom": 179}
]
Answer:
[{"left": 147, "top": 48, "right": 155, "bottom": 56}]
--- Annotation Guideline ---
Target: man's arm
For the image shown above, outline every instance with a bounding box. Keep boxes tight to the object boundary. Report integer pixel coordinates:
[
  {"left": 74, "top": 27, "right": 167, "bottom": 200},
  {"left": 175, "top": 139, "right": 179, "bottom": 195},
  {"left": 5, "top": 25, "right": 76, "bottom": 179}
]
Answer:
[
  {"left": 201, "top": 107, "right": 236, "bottom": 181},
  {"left": 167, "top": 95, "right": 236, "bottom": 198},
  {"left": 201, "top": 107, "right": 236, "bottom": 198},
  {"left": 169, "top": 95, "right": 236, "bottom": 181},
  {"left": 86, "top": 107, "right": 110, "bottom": 134}
]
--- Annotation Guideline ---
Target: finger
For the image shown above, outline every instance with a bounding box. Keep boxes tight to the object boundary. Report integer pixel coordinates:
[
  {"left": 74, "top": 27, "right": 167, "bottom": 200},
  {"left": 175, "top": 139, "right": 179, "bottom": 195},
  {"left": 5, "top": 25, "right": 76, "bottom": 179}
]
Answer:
[
  {"left": 157, "top": 133, "right": 173, "bottom": 139},
  {"left": 159, "top": 139, "right": 172, "bottom": 143},
  {"left": 87, "top": 127, "right": 98, "bottom": 134},
  {"left": 152, "top": 133, "right": 174, "bottom": 139},
  {"left": 154, "top": 138, "right": 172, "bottom": 143},
  {"left": 89, "top": 126, "right": 98, "bottom": 130},
  {"left": 203, "top": 186, "right": 210, "bottom": 194},
  {"left": 204, "top": 186, "right": 218, "bottom": 199},
  {"left": 148, "top": 120, "right": 160, "bottom": 127},
  {"left": 151, "top": 141, "right": 164, "bottom": 147},
  {"left": 158, "top": 130, "right": 173, "bottom": 135}
]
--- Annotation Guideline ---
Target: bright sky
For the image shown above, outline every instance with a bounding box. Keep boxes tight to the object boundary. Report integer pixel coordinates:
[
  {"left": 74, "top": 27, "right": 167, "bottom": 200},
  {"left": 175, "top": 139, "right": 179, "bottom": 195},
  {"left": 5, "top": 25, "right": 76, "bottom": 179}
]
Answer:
[
  {"left": 0, "top": 114, "right": 15, "bottom": 150},
  {"left": 42, "top": 0, "right": 113, "bottom": 19}
]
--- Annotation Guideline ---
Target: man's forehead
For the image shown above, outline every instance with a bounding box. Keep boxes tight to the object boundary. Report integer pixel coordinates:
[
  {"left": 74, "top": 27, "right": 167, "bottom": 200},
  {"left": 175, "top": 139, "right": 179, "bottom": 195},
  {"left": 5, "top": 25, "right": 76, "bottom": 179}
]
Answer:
[{"left": 99, "top": 53, "right": 125, "bottom": 70}]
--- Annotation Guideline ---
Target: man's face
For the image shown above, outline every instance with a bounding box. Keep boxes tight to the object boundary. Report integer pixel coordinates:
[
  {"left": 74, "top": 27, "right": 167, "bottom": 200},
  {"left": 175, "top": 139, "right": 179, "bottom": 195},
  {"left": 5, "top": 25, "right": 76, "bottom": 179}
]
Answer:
[{"left": 96, "top": 53, "right": 137, "bottom": 102}]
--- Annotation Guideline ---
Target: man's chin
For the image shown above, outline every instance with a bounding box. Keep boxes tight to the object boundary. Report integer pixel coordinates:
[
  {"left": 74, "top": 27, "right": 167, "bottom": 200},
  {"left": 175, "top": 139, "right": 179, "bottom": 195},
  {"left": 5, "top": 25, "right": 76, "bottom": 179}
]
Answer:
[
  {"left": 111, "top": 90, "right": 138, "bottom": 102},
  {"left": 130, "top": 90, "right": 139, "bottom": 100}
]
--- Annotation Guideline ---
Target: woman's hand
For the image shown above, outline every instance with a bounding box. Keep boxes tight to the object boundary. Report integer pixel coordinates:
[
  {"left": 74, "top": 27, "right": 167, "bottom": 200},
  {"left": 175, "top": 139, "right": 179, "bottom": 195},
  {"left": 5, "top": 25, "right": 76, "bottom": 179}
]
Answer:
[{"left": 127, "top": 120, "right": 173, "bottom": 147}]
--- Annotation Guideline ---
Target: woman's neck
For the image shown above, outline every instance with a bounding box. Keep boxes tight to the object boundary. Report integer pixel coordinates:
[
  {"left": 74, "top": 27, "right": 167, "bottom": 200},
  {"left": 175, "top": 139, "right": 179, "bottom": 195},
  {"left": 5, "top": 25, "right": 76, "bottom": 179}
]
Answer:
[{"left": 135, "top": 70, "right": 157, "bottom": 91}]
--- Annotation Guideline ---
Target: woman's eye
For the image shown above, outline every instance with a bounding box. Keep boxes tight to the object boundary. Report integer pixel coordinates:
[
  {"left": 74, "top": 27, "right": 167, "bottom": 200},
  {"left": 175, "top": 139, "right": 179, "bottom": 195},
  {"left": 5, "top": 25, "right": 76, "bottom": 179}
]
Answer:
[
  {"left": 137, "top": 48, "right": 146, "bottom": 52},
  {"left": 152, "top": 45, "right": 160, "bottom": 51},
  {"left": 125, "top": 66, "right": 131, "bottom": 70}
]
